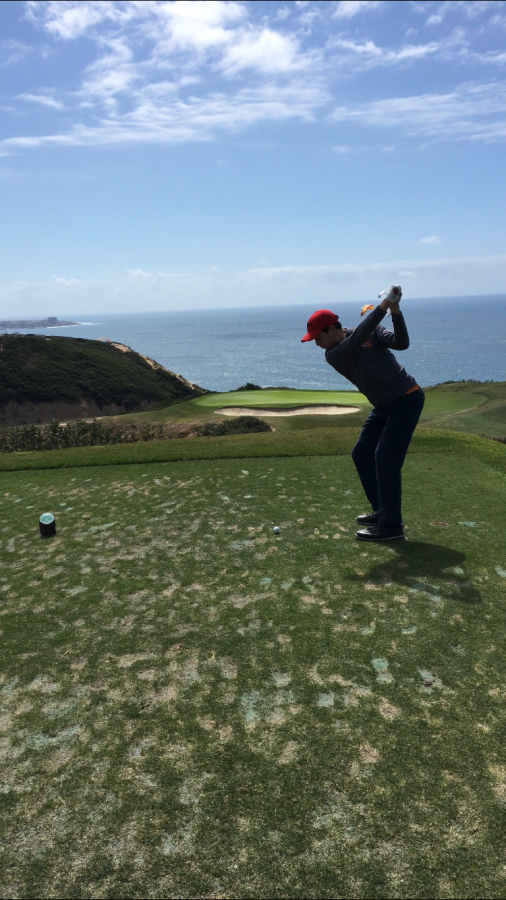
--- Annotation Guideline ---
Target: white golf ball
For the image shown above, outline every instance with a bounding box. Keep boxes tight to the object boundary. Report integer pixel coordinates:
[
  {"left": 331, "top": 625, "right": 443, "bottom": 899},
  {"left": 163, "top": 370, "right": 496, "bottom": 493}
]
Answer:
[{"left": 273, "top": 526, "right": 281, "bottom": 534}]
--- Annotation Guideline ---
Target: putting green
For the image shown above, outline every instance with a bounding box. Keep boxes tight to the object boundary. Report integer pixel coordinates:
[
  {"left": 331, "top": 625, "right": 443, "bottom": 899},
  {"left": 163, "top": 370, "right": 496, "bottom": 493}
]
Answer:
[
  {"left": 191, "top": 389, "right": 369, "bottom": 409},
  {"left": 2, "top": 439, "right": 506, "bottom": 898},
  {"left": 97, "top": 382, "right": 506, "bottom": 439},
  {"left": 191, "top": 388, "right": 488, "bottom": 421}
]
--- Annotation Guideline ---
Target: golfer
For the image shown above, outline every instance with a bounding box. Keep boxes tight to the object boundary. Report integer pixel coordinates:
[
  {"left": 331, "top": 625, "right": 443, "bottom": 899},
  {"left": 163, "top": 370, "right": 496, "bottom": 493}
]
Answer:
[{"left": 301, "top": 286, "right": 424, "bottom": 541}]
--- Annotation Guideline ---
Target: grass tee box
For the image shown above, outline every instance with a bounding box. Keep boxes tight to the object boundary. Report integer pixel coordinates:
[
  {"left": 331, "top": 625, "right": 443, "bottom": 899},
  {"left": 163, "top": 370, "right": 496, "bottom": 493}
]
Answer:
[{"left": 1, "top": 436, "right": 506, "bottom": 898}]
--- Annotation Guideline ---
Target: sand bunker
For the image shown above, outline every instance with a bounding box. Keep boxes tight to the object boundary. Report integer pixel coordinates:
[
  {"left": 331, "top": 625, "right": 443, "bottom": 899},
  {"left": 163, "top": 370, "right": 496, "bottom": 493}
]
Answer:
[{"left": 217, "top": 405, "right": 360, "bottom": 417}]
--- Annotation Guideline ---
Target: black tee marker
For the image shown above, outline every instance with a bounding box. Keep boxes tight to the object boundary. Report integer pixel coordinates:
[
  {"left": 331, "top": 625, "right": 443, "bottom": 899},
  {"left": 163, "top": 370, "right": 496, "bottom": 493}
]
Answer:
[{"left": 39, "top": 512, "right": 56, "bottom": 537}]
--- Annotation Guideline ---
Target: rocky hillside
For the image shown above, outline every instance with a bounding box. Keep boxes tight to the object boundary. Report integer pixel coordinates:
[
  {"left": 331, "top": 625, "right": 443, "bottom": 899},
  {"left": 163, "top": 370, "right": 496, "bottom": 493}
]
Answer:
[{"left": 0, "top": 334, "right": 207, "bottom": 426}]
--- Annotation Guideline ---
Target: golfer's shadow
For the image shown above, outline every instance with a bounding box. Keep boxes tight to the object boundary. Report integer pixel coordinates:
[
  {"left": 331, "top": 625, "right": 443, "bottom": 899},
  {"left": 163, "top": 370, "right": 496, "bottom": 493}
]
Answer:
[{"left": 353, "top": 541, "right": 481, "bottom": 605}]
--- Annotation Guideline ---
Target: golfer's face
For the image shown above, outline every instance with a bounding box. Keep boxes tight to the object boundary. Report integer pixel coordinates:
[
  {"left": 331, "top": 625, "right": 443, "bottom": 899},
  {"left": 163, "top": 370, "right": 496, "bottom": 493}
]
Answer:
[{"left": 315, "top": 330, "right": 333, "bottom": 350}]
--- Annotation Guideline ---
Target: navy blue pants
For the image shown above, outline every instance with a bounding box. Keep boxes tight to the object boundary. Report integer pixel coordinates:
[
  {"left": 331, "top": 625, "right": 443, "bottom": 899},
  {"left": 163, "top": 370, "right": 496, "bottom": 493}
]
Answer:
[{"left": 351, "top": 389, "right": 425, "bottom": 528}]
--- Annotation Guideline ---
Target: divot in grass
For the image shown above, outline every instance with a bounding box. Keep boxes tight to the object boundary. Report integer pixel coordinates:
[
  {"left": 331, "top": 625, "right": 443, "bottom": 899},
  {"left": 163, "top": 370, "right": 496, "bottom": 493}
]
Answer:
[
  {"left": 317, "top": 692, "right": 335, "bottom": 708},
  {"left": 359, "top": 743, "right": 380, "bottom": 764},
  {"left": 241, "top": 690, "right": 261, "bottom": 727},
  {"left": 372, "top": 658, "right": 393, "bottom": 684},
  {"left": 278, "top": 741, "right": 298, "bottom": 764},
  {"left": 418, "top": 668, "right": 443, "bottom": 689},
  {"left": 272, "top": 672, "right": 291, "bottom": 687},
  {"left": 378, "top": 698, "right": 400, "bottom": 720}
]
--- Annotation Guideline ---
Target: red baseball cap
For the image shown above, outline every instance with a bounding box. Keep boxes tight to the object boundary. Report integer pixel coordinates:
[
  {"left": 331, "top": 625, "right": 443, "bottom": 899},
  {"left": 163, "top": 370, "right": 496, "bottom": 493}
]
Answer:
[{"left": 301, "top": 309, "right": 339, "bottom": 342}]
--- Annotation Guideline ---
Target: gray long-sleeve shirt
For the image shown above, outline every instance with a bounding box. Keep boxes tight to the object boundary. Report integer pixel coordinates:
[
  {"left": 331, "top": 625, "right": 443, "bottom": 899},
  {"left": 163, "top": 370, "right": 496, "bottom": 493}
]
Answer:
[{"left": 325, "top": 305, "right": 417, "bottom": 407}]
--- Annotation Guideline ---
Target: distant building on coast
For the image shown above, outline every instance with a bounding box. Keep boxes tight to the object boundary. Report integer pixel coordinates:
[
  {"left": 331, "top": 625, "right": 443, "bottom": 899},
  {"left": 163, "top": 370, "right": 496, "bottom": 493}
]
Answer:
[{"left": 0, "top": 316, "right": 78, "bottom": 330}]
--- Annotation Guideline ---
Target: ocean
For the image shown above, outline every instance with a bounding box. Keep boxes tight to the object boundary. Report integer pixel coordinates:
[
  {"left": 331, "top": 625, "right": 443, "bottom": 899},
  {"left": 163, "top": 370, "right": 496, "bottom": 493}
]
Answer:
[{"left": 7, "top": 295, "right": 506, "bottom": 393}]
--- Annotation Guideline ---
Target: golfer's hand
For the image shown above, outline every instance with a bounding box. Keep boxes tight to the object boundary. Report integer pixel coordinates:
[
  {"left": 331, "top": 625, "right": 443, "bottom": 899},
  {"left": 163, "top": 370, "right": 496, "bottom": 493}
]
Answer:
[{"left": 379, "top": 285, "right": 402, "bottom": 312}]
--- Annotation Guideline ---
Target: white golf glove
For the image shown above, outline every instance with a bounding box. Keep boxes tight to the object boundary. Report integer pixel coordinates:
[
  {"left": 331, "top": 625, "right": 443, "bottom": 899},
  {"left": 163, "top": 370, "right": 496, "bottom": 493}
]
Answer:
[{"left": 378, "top": 285, "right": 402, "bottom": 305}]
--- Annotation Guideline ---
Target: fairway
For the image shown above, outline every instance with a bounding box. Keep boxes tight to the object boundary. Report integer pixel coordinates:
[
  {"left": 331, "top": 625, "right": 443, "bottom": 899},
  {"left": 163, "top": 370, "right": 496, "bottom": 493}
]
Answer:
[{"left": 1, "top": 439, "right": 506, "bottom": 899}]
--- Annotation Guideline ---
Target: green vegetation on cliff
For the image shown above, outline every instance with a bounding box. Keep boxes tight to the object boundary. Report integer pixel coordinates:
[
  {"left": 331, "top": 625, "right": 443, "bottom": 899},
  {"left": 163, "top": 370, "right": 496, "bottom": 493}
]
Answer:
[{"left": 0, "top": 333, "right": 205, "bottom": 413}]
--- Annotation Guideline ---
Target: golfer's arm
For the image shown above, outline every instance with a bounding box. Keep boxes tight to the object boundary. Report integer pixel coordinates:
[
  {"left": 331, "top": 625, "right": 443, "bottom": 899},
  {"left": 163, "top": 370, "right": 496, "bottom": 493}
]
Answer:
[
  {"left": 376, "top": 309, "right": 410, "bottom": 350},
  {"left": 326, "top": 305, "right": 386, "bottom": 366}
]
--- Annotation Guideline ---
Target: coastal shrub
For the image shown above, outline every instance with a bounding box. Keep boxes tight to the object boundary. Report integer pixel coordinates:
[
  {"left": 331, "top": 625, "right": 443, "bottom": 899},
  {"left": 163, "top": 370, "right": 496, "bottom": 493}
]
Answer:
[
  {"left": 0, "top": 415, "right": 271, "bottom": 453},
  {"left": 484, "top": 435, "right": 506, "bottom": 445},
  {"left": 0, "top": 420, "right": 160, "bottom": 453},
  {"left": 194, "top": 416, "right": 271, "bottom": 437},
  {"left": 236, "top": 383, "right": 263, "bottom": 391},
  {"left": 436, "top": 379, "right": 497, "bottom": 385}
]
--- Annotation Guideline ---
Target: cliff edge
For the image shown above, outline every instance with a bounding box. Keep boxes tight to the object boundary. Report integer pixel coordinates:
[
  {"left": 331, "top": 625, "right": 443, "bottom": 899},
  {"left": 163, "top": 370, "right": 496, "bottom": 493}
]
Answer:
[{"left": 0, "top": 334, "right": 208, "bottom": 426}]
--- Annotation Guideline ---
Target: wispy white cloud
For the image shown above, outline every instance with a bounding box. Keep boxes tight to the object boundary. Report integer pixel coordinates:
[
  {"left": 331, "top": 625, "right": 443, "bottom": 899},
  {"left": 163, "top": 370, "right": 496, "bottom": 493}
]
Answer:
[
  {"left": 3, "top": 252, "right": 506, "bottom": 315},
  {"left": 80, "top": 36, "right": 137, "bottom": 100},
  {"left": 243, "top": 253, "right": 506, "bottom": 282},
  {"left": 327, "top": 28, "right": 467, "bottom": 72},
  {"left": 488, "top": 11, "right": 506, "bottom": 30},
  {"left": 53, "top": 275, "right": 83, "bottom": 286},
  {"left": 476, "top": 50, "right": 506, "bottom": 65},
  {"left": 330, "top": 81, "right": 506, "bottom": 142},
  {"left": 419, "top": 235, "right": 441, "bottom": 244},
  {"left": 12, "top": 0, "right": 324, "bottom": 148},
  {"left": 147, "top": 1, "right": 245, "bottom": 54},
  {"left": 19, "top": 92, "right": 63, "bottom": 109},
  {"left": 425, "top": 3, "right": 451, "bottom": 27},
  {"left": 127, "top": 268, "right": 153, "bottom": 278},
  {"left": 4, "top": 80, "right": 327, "bottom": 149},
  {"left": 240, "top": 253, "right": 506, "bottom": 300},
  {"left": 25, "top": 0, "right": 137, "bottom": 40},
  {"left": 275, "top": 7, "right": 291, "bottom": 22},
  {"left": 219, "top": 28, "right": 304, "bottom": 76},
  {"left": 1, "top": 0, "right": 503, "bottom": 152},
  {"left": 2, "top": 39, "right": 33, "bottom": 66},
  {"left": 332, "top": 1, "right": 382, "bottom": 19},
  {"left": 425, "top": 1, "right": 501, "bottom": 27}
]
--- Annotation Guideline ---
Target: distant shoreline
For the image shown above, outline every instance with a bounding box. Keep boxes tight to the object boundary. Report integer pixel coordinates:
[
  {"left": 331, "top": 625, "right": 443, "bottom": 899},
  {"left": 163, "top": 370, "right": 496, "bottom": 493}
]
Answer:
[{"left": 0, "top": 318, "right": 79, "bottom": 330}]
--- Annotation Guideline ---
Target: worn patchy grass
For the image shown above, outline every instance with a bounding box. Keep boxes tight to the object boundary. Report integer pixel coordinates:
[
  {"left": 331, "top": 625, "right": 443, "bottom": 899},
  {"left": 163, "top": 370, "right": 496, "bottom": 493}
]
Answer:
[{"left": 1, "top": 443, "right": 506, "bottom": 899}]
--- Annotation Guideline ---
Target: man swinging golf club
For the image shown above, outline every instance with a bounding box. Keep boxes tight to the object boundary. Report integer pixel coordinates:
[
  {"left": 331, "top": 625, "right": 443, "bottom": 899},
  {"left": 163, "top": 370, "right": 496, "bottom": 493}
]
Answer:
[{"left": 301, "top": 286, "right": 424, "bottom": 541}]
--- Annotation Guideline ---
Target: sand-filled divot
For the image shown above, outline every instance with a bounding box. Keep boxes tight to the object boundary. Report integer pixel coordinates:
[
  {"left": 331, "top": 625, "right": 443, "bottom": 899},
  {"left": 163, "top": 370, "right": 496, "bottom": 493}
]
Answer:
[{"left": 217, "top": 405, "right": 360, "bottom": 417}]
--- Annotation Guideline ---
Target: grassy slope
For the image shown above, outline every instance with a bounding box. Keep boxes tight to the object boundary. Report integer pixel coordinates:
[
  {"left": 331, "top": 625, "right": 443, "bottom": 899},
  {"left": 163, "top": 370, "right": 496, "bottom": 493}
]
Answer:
[
  {"left": 0, "top": 428, "right": 505, "bottom": 473},
  {"left": 1, "top": 441, "right": 506, "bottom": 898},
  {"left": 421, "top": 382, "right": 506, "bottom": 438}
]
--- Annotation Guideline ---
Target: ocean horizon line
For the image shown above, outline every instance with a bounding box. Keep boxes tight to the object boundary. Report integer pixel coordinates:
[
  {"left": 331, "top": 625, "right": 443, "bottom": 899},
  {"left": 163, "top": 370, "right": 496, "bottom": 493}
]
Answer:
[
  {"left": 4, "top": 291, "right": 506, "bottom": 322},
  {"left": 2, "top": 297, "right": 504, "bottom": 390}
]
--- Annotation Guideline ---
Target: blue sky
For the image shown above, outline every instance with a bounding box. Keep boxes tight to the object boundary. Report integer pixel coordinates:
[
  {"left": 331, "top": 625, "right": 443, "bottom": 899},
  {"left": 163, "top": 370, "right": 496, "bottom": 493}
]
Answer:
[{"left": 1, "top": 0, "right": 506, "bottom": 315}]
